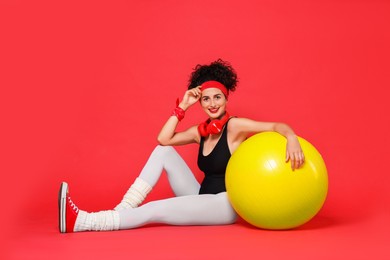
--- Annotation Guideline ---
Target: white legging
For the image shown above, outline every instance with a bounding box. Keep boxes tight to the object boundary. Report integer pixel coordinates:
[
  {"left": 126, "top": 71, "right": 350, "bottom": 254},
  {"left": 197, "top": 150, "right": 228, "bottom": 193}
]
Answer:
[
  {"left": 118, "top": 145, "right": 237, "bottom": 229},
  {"left": 139, "top": 145, "right": 200, "bottom": 196}
]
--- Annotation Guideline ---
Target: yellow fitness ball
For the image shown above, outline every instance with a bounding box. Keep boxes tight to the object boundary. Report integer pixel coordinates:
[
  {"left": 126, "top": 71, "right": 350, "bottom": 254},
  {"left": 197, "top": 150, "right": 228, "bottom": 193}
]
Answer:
[{"left": 226, "top": 132, "right": 328, "bottom": 230}]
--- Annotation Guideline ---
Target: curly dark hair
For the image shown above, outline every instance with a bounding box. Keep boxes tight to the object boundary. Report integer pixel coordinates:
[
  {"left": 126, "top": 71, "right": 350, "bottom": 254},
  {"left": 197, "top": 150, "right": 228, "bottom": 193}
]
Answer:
[{"left": 187, "top": 59, "right": 238, "bottom": 92}]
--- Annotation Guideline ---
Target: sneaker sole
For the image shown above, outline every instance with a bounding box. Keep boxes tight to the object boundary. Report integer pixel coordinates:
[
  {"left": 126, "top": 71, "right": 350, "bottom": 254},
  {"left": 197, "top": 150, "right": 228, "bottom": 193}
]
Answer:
[{"left": 59, "top": 182, "right": 68, "bottom": 233}]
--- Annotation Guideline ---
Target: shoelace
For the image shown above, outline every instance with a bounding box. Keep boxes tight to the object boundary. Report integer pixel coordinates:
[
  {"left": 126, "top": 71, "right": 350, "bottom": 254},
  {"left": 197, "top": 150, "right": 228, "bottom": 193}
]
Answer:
[{"left": 68, "top": 197, "right": 79, "bottom": 213}]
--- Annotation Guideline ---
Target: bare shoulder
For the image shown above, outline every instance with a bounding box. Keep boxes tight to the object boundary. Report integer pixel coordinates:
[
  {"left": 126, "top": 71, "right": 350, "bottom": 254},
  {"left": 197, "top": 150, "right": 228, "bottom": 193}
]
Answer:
[
  {"left": 227, "top": 116, "right": 276, "bottom": 134},
  {"left": 227, "top": 117, "right": 259, "bottom": 129},
  {"left": 226, "top": 117, "right": 249, "bottom": 141},
  {"left": 226, "top": 117, "right": 249, "bottom": 152},
  {"left": 227, "top": 116, "right": 254, "bottom": 127}
]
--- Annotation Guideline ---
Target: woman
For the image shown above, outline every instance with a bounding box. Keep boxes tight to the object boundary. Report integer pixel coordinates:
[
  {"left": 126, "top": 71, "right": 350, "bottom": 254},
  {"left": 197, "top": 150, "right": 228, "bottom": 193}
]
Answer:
[{"left": 59, "top": 59, "right": 304, "bottom": 233}]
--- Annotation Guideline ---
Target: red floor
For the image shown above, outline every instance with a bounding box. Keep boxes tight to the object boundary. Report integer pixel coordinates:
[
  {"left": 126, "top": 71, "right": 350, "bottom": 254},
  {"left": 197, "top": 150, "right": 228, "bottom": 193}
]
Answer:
[{"left": 4, "top": 209, "right": 389, "bottom": 259}]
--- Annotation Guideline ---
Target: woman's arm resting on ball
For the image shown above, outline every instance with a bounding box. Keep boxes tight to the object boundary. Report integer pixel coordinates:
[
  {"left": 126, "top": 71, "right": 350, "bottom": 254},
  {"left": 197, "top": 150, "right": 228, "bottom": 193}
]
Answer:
[
  {"left": 274, "top": 123, "right": 305, "bottom": 170},
  {"left": 229, "top": 118, "right": 304, "bottom": 170}
]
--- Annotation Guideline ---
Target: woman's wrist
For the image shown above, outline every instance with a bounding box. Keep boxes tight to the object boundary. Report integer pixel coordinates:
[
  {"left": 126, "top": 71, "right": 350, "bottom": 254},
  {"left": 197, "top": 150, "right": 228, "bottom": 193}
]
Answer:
[
  {"left": 286, "top": 133, "right": 298, "bottom": 142},
  {"left": 178, "top": 103, "right": 189, "bottom": 111},
  {"left": 171, "top": 98, "right": 186, "bottom": 121}
]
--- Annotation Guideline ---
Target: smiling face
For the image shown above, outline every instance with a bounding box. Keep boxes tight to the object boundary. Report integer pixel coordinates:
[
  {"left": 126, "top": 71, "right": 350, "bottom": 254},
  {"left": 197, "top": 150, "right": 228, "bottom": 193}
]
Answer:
[{"left": 200, "top": 87, "right": 228, "bottom": 119}]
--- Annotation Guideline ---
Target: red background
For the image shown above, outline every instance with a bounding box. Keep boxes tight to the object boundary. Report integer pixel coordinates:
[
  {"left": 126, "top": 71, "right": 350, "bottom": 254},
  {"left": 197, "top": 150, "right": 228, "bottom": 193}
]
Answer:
[{"left": 1, "top": 0, "right": 389, "bottom": 259}]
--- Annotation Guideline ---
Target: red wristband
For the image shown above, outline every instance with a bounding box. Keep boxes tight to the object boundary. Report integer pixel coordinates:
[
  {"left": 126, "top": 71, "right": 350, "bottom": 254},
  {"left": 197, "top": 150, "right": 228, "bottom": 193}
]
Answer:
[
  {"left": 171, "top": 98, "right": 185, "bottom": 121},
  {"left": 172, "top": 106, "right": 185, "bottom": 121}
]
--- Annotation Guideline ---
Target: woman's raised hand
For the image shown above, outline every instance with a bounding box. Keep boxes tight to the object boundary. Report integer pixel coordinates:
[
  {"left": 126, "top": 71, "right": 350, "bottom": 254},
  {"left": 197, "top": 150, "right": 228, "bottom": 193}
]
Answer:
[{"left": 179, "top": 86, "right": 202, "bottom": 110}]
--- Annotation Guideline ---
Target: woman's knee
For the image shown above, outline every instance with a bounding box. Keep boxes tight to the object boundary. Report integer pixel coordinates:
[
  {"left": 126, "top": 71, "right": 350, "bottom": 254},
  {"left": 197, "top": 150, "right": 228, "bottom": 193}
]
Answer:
[
  {"left": 216, "top": 193, "right": 238, "bottom": 224},
  {"left": 152, "top": 145, "right": 176, "bottom": 158}
]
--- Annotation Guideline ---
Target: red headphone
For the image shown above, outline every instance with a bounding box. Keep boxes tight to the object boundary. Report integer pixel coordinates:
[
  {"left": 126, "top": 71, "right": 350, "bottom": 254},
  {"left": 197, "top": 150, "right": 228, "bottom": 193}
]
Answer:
[{"left": 198, "top": 112, "right": 230, "bottom": 137}]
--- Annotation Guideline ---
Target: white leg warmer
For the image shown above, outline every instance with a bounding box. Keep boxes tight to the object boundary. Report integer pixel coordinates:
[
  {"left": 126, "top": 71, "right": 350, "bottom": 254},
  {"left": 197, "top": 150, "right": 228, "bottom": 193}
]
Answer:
[
  {"left": 118, "top": 192, "right": 237, "bottom": 229},
  {"left": 114, "top": 177, "right": 152, "bottom": 211},
  {"left": 74, "top": 210, "right": 120, "bottom": 232}
]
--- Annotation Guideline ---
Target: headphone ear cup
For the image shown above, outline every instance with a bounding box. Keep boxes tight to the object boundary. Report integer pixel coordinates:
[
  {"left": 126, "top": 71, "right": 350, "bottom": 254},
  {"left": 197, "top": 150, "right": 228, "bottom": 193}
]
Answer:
[
  {"left": 198, "top": 122, "right": 209, "bottom": 137},
  {"left": 207, "top": 120, "right": 223, "bottom": 135},
  {"left": 208, "top": 112, "right": 230, "bottom": 135},
  {"left": 198, "top": 112, "right": 230, "bottom": 137}
]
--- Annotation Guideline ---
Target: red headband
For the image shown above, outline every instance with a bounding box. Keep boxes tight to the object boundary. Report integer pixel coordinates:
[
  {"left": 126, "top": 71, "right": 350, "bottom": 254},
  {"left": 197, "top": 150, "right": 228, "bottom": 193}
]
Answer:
[{"left": 201, "top": 81, "right": 229, "bottom": 98}]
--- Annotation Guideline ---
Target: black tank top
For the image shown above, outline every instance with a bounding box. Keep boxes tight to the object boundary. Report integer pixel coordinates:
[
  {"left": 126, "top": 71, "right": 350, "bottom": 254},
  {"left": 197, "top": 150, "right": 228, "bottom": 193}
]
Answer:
[{"left": 197, "top": 120, "right": 231, "bottom": 194}]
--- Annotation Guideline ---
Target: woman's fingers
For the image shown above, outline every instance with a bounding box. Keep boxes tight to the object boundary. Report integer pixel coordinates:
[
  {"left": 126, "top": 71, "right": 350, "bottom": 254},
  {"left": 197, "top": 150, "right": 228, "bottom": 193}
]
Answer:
[
  {"left": 287, "top": 151, "right": 305, "bottom": 170},
  {"left": 188, "top": 87, "right": 201, "bottom": 98},
  {"left": 294, "top": 151, "right": 305, "bottom": 170},
  {"left": 290, "top": 153, "right": 296, "bottom": 170}
]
